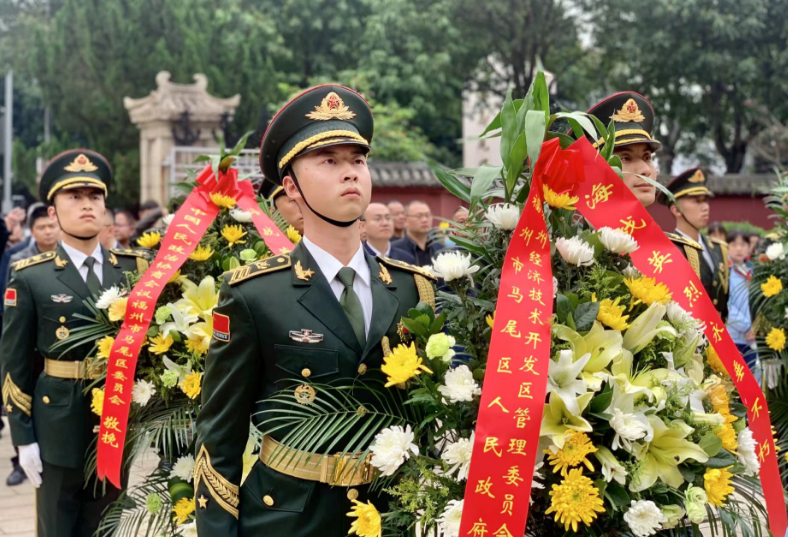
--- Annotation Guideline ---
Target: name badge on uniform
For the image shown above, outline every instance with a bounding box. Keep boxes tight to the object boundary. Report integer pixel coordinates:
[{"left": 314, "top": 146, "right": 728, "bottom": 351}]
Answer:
[
  {"left": 51, "top": 294, "right": 73, "bottom": 303},
  {"left": 4, "top": 289, "right": 16, "bottom": 307},
  {"left": 289, "top": 329, "right": 324, "bottom": 344},
  {"left": 212, "top": 311, "right": 231, "bottom": 342}
]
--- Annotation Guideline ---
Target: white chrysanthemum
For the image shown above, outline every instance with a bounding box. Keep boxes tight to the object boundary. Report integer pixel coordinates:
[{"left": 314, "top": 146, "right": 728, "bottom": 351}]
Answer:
[
  {"left": 132, "top": 379, "right": 156, "bottom": 406},
  {"left": 623, "top": 264, "right": 640, "bottom": 278},
  {"left": 624, "top": 500, "right": 667, "bottom": 537},
  {"left": 441, "top": 432, "right": 474, "bottom": 481},
  {"left": 737, "top": 428, "right": 761, "bottom": 475},
  {"left": 598, "top": 227, "right": 639, "bottom": 254},
  {"left": 431, "top": 252, "right": 479, "bottom": 282},
  {"left": 437, "top": 499, "right": 464, "bottom": 537},
  {"left": 486, "top": 204, "right": 520, "bottom": 231},
  {"left": 610, "top": 409, "right": 652, "bottom": 451},
  {"left": 162, "top": 214, "right": 175, "bottom": 228},
  {"left": 96, "top": 286, "right": 122, "bottom": 310},
  {"left": 172, "top": 454, "right": 195, "bottom": 483},
  {"left": 369, "top": 425, "right": 419, "bottom": 476},
  {"left": 230, "top": 208, "right": 253, "bottom": 223},
  {"left": 438, "top": 365, "right": 481, "bottom": 403},
  {"left": 178, "top": 522, "right": 198, "bottom": 537},
  {"left": 766, "top": 242, "right": 785, "bottom": 261},
  {"left": 555, "top": 236, "right": 595, "bottom": 266}
]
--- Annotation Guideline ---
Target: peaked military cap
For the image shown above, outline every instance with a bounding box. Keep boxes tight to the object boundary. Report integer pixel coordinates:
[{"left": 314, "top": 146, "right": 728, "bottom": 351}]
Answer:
[
  {"left": 657, "top": 167, "right": 713, "bottom": 205},
  {"left": 39, "top": 149, "right": 111, "bottom": 202},
  {"left": 259, "top": 181, "right": 286, "bottom": 203},
  {"left": 259, "top": 85, "right": 374, "bottom": 184},
  {"left": 584, "top": 91, "right": 661, "bottom": 151}
]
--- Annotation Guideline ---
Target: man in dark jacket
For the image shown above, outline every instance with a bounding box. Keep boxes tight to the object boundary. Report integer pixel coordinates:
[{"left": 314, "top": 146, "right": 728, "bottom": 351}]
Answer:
[{"left": 391, "top": 200, "right": 444, "bottom": 267}]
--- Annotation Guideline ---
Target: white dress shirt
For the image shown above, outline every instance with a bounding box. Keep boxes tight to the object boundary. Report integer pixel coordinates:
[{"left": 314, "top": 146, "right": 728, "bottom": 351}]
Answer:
[
  {"left": 676, "top": 229, "right": 715, "bottom": 274},
  {"left": 365, "top": 241, "right": 391, "bottom": 257},
  {"left": 302, "top": 237, "right": 373, "bottom": 335},
  {"left": 60, "top": 241, "right": 104, "bottom": 285}
]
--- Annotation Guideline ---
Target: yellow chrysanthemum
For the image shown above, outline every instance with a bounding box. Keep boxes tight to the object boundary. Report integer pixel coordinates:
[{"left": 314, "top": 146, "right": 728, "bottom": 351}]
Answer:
[
  {"left": 766, "top": 327, "right": 786, "bottom": 352},
  {"left": 347, "top": 500, "right": 382, "bottom": 537},
  {"left": 221, "top": 224, "right": 247, "bottom": 246},
  {"left": 172, "top": 497, "right": 196, "bottom": 526},
  {"left": 761, "top": 275, "right": 783, "bottom": 297},
  {"left": 136, "top": 231, "right": 161, "bottom": 249},
  {"left": 596, "top": 297, "right": 630, "bottom": 331},
  {"left": 486, "top": 311, "right": 495, "bottom": 329},
  {"left": 706, "top": 346, "right": 728, "bottom": 376},
  {"left": 91, "top": 388, "right": 104, "bottom": 416},
  {"left": 185, "top": 336, "right": 209, "bottom": 356},
  {"left": 167, "top": 270, "right": 183, "bottom": 284},
  {"left": 148, "top": 333, "right": 174, "bottom": 355},
  {"left": 545, "top": 468, "right": 606, "bottom": 532},
  {"left": 108, "top": 297, "right": 128, "bottom": 322},
  {"left": 189, "top": 245, "right": 214, "bottom": 261},
  {"left": 96, "top": 336, "right": 115, "bottom": 360},
  {"left": 543, "top": 186, "right": 579, "bottom": 210},
  {"left": 545, "top": 432, "right": 597, "bottom": 476},
  {"left": 381, "top": 343, "right": 433, "bottom": 387},
  {"left": 715, "top": 422, "right": 738, "bottom": 451},
  {"left": 210, "top": 192, "right": 237, "bottom": 209},
  {"left": 708, "top": 385, "right": 737, "bottom": 424},
  {"left": 180, "top": 372, "right": 202, "bottom": 400},
  {"left": 704, "top": 467, "right": 735, "bottom": 507},
  {"left": 286, "top": 225, "right": 302, "bottom": 244},
  {"left": 624, "top": 276, "right": 672, "bottom": 307}
]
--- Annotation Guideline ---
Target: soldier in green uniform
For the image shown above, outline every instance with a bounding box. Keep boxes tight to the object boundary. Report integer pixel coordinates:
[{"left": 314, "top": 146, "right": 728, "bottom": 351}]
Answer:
[
  {"left": 195, "top": 85, "right": 435, "bottom": 536},
  {"left": 0, "top": 149, "right": 148, "bottom": 537},
  {"left": 583, "top": 92, "right": 705, "bottom": 279},
  {"left": 260, "top": 181, "right": 304, "bottom": 236},
  {"left": 658, "top": 167, "right": 729, "bottom": 320}
]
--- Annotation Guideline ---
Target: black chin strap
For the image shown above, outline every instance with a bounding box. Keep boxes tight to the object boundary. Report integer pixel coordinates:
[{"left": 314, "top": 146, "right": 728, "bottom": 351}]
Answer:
[
  {"left": 288, "top": 168, "right": 358, "bottom": 228},
  {"left": 53, "top": 207, "right": 100, "bottom": 241}
]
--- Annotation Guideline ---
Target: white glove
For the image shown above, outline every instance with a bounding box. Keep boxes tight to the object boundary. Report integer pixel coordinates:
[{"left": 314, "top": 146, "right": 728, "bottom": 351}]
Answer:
[{"left": 18, "top": 443, "right": 43, "bottom": 488}]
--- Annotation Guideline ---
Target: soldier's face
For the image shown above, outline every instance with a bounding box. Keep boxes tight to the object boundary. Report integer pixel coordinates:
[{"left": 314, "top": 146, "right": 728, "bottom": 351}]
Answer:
[
  {"left": 50, "top": 187, "right": 105, "bottom": 238},
  {"left": 674, "top": 195, "right": 710, "bottom": 230},
  {"left": 274, "top": 195, "right": 304, "bottom": 234},
  {"left": 285, "top": 145, "right": 372, "bottom": 224},
  {"left": 615, "top": 143, "right": 657, "bottom": 207}
]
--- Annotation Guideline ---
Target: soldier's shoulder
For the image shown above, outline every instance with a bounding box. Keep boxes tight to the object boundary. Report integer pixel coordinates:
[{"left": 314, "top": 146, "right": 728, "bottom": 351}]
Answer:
[
  {"left": 110, "top": 248, "right": 149, "bottom": 259},
  {"left": 665, "top": 232, "right": 703, "bottom": 251},
  {"left": 224, "top": 255, "right": 292, "bottom": 286},
  {"left": 378, "top": 256, "right": 436, "bottom": 281},
  {"left": 11, "top": 251, "right": 57, "bottom": 272},
  {"left": 708, "top": 237, "right": 728, "bottom": 248}
]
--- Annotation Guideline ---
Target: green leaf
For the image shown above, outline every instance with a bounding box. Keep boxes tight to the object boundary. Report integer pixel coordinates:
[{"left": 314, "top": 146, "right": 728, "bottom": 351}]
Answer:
[
  {"left": 590, "top": 384, "right": 613, "bottom": 414},
  {"left": 532, "top": 71, "right": 550, "bottom": 118},
  {"left": 431, "top": 165, "right": 470, "bottom": 203},
  {"left": 499, "top": 88, "right": 517, "bottom": 169},
  {"left": 525, "top": 109, "right": 546, "bottom": 167},
  {"left": 470, "top": 165, "right": 503, "bottom": 211},
  {"left": 479, "top": 99, "right": 523, "bottom": 137},
  {"left": 556, "top": 294, "right": 574, "bottom": 323},
  {"left": 706, "top": 450, "right": 737, "bottom": 468},
  {"left": 506, "top": 133, "right": 528, "bottom": 196},
  {"left": 574, "top": 301, "right": 600, "bottom": 332},
  {"left": 401, "top": 317, "right": 428, "bottom": 339},
  {"left": 555, "top": 112, "right": 598, "bottom": 140},
  {"left": 228, "top": 257, "right": 240, "bottom": 270},
  {"left": 700, "top": 433, "right": 723, "bottom": 457},
  {"left": 604, "top": 480, "right": 630, "bottom": 508}
]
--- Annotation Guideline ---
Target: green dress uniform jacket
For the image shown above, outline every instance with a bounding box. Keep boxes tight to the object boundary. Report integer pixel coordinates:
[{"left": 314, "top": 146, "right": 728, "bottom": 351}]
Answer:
[
  {"left": 195, "top": 242, "right": 435, "bottom": 537},
  {"left": 665, "top": 232, "right": 728, "bottom": 321}
]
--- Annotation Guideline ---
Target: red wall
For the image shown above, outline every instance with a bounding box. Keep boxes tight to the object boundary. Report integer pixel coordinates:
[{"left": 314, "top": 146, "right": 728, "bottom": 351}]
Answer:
[{"left": 647, "top": 195, "right": 774, "bottom": 232}]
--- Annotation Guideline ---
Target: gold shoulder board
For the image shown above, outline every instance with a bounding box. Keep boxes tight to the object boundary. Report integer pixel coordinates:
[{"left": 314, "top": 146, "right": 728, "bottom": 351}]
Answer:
[
  {"left": 110, "top": 248, "right": 148, "bottom": 258},
  {"left": 708, "top": 237, "right": 729, "bottom": 247},
  {"left": 377, "top": 256, "right": 437, "bottom": 281},
  {"left": 12, "top": 251, "right": 56, "bottom": 272},
  {"left": 665, "top": 232, "right": 703, "bottom": 251},
  {"left": 226, "top": 255, "right": 292, "bottom": 286}
]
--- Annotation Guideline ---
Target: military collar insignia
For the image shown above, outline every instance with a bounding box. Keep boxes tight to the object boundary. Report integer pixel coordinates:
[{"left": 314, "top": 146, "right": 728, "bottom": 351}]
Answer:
[
  {"left": 51, "top": 294, "right": 73, "bottom": 303},
  {"left": 64, "top": 153, "right": 98, "bottom": 173},
  {"left": 289, "top": 329, "right": 324, "bottom": 344},
  {"left": 306, "top": 92, "right": 356, "bottom": 121},
  {"left": 378, "top": 264, "right": 393, "bottom": 285},
  {"left": 55, "top": 256, "right": 68, "bottom": 269},
  {"left": 688, "top": 169, "right": 705, "bottom": 183},
  {"left": 294, "top": 260, "right": 315, "bottom": 281},
  {"left": 611, "top": 98, "right": 645, "bottom": 123},
  {"left": 108, "top": 253, "right": 118, "bottom": 266}
]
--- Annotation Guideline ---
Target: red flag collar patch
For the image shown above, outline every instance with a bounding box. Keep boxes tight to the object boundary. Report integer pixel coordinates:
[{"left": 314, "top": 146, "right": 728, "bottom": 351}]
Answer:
[
  {"left": 212, "top": 311, "right": 230, "bottom": 342},
  {"left": 4, "top": 288, "right": 17, "bottom": 307}
]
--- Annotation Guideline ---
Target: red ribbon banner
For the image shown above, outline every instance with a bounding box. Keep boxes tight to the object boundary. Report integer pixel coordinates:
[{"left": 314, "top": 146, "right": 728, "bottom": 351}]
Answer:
[
  {"left": 96, "top": 166, "right": 294, "bottom": 487},
  {"left": 459, "top": 146, "right": 574, "bottom": 537},
  {"left": 569, "top": 137, "right": 787, "bottom": 537}
]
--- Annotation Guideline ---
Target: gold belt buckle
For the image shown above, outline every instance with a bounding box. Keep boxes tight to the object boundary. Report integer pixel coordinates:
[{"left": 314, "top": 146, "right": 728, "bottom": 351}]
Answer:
[{"left": 323, "top": 453, "right": 370, "bottom": 486}]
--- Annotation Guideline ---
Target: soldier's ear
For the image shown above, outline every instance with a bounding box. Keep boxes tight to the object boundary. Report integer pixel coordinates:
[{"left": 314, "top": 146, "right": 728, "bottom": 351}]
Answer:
[
  {"left": 47, "top": 205, "right": 58, "bottom": 222},
  {"left": 669, "top": 203, "right": 681, "bottom": 219},
  {"left": 282, "top": 175, "right": 301, "bottom": 201}
]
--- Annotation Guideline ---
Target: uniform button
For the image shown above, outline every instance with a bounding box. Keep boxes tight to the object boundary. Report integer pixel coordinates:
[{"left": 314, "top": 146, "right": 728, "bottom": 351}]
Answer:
[
  {"left": 42, "top": 396, "right": 50, "bottom": 404},
  {"left": 713, "top": 299, "right": 718, "bottom": 305},
  {"left": 358, "top": 364, "right": 367, "bottom": 375},
  {"left": 59, "top": 316, "right": 66, "bottom": 323},
  {"left": 347, "top": 488, "right": 359, "bottom": 500},
  {"left": 713, "top": 281, "right": 717, "bottom": 287},
  {"left": 301, "top": 368, "right": 311, "bottom": 378},
  {"left": 263, "top": 495, "right": 274, "bottom": 507}
]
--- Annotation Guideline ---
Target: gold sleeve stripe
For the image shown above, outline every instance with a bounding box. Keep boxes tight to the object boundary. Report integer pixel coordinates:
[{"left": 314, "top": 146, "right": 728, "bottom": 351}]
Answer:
[
  {"left": 683, "top": 245, "right": 701, "bottom": 279},
  {"left": 414, "top": 274, "right": 436, "bottom": 310},
  {"left": 136, "top": 257, "right": 149, "bottom": 274},
  {"left": 2, "top": 373, "right": 32, "bottom": 417},
  {"left": 194, "top": 445, "right": 240, "bottom": 519}
]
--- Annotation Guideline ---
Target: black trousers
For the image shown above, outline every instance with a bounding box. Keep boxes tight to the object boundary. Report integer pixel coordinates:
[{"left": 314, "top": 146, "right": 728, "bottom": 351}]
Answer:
[{"left": 36, "top": 461, "right": 124, "bottom": 537}]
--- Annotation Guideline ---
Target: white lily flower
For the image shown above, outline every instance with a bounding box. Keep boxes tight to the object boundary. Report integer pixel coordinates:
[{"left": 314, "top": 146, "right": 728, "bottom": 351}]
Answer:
[
  {"left": 766, "top": 242, "right": 785, "bottom": 260},
  {"left": 595, "top": 446, "right": 627, "bottom": 484},
  {"left": 547, "top": 350, "right": 591, "bottom": 415},
  {"left": 623, "top": 302, "right": 676, "bottom": 354},
  {"left": 160, "top": 303, "right": 199, "bottom": 338}
]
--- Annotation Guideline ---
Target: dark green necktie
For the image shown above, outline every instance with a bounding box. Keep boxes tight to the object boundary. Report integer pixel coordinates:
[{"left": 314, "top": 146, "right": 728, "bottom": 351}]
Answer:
[
  {"left": 84, "top": 256, "right": 102, "bottom": 297},
  {"left": 337, "top": 267, "right": 366, "bottom": 348}
]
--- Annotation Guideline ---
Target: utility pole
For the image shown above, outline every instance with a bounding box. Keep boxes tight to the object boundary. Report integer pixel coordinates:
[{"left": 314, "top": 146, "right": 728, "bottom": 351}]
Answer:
[{"left": 2, "top": 70, "right": 12, "bottom": 213}]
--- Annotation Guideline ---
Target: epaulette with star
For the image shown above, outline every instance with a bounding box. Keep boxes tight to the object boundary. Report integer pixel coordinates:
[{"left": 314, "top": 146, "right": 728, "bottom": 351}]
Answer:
[
  {"left": 225, "top": 255, "right": 292, "bottom": 286},
  {"left": 665, "top": 232, "right": 703, "bottom": 251},
  {"left": 377, "top": 256, "right": 436, "bottom": 281},
  {"left": 11, "top": 251, "right": 57, "bottom": 271}
]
